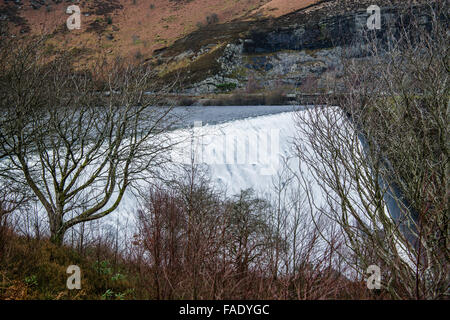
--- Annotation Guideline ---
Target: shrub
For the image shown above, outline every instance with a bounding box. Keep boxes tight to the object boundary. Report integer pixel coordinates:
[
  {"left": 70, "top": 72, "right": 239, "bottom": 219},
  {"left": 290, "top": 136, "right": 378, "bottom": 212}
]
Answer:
[
  {"left": 176, "top": 96, "right": 196, "bottom": 106},
  {"left": 263, "top": 89, "right": 288, "bottom": 105},
  {"left": 203, "top": 89, "right": 288, "bottom": 106},
  {"left": 206, "top": 13, "right": 219, "bottom": 25},
  {"left": 216, "top": 82, "right": 237, "bottom": 92}
]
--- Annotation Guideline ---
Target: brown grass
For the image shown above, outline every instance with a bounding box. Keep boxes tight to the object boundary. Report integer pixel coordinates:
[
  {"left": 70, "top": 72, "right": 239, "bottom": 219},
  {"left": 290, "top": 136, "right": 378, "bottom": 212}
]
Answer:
[
  {"left": 0, "top": 182, "right": 388, "bottom": 300},
  {"left": 1, "top": 0, "right": 273, "bottom": 61},
  {"left": 203, "top": 89, "right": 290, "bottom": 106}
]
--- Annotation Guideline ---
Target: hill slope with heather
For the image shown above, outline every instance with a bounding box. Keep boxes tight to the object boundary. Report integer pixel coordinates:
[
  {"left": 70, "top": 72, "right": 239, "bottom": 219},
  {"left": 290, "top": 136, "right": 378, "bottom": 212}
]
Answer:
[
  {"left": 2, "top": 0, "right": 320, "bottom": 59},
  {"left": 1, "top": 0, "right": 432, "bottom": 98}
]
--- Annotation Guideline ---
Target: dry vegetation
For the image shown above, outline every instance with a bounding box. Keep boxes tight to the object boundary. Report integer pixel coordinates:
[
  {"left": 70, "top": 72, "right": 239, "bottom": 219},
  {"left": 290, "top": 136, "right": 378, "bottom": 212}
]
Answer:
[
  {"left": 294, "top": 1, "right": 449, "bottom": 299},
  {"left": 0, "top": 0, "right": 274, "bottom": 60},
  {"left": 0, "top": 0, "right": 448, "bottom": 300},
  {"left": 0, "top": 164, "right": 380, "bottom": 300}
]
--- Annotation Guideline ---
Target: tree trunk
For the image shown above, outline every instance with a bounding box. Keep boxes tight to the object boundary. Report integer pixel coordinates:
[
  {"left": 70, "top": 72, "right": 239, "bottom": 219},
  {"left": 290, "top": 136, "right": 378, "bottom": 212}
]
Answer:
[
  {"left": 50, "top": 231, "right": 65, "bottom": 246},
  {"left": 49, "top": 214, "right": 66, "bottom": 246}
]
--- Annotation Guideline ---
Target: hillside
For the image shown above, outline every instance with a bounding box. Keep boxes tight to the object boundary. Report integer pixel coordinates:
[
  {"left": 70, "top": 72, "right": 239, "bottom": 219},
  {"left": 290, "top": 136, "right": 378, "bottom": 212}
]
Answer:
[
  {"left": 0, "top": 0, "right": 433, "bottom": 97},
  {"left": 150, "top": 0, "right": 432, "bottom": 96},
  {"left": 0, "top": 0, "right": 447, "bottom": 303},
  {"left": 0, "top": 1, "right": 326, "bottom": 70},
  {"left": 0, "top": 0, "right": 293, "bottom": 59}
]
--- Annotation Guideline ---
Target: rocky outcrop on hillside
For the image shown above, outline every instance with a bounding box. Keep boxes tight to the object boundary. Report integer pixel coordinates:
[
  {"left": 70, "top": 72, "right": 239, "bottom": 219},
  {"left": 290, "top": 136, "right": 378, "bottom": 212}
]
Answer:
[{"left": 155, "top": 0, "right": 434, "bottom": 95}]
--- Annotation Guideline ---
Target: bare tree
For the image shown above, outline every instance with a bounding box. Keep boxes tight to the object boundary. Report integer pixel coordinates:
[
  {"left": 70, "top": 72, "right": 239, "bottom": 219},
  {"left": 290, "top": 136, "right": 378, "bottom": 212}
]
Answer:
[
  {"left": 0, "top": 36, "right": 177, "bottom": 245},
  {"left": 293, "top": 1, "right": 448, "bottom": 299}
]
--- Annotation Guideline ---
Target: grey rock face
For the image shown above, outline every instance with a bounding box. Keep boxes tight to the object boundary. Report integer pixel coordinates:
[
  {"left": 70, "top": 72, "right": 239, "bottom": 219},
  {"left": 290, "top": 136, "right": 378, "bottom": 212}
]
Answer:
[
  {"left": 177, "top": 4, "right": 435, "bottom": 95},
  {"left": 186, "top": 45, "right": 345, "bottom": 94}
]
